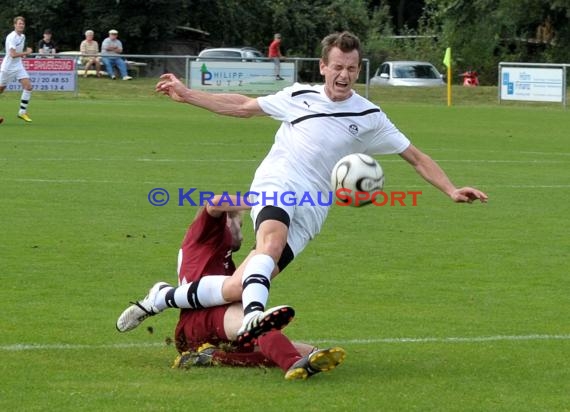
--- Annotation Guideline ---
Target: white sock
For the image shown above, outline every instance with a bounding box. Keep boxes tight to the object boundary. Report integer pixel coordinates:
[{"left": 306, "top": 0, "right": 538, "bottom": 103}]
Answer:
[
  {"left": 195, "top": 275, "right": 230, "bottom": 307},
  {"left": 154, "top": 276, "right": 230, "bottom": 311},
  {"left": 241, "top": 254, "right": 274, "bottom": 316},
  {"left": 19, "top": 90, "right": 31, "bottom": 115}
]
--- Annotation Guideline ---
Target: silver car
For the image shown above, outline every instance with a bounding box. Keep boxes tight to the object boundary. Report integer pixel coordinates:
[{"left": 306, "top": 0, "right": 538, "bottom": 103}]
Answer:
[
  {"left": 197, "top": 47, "right": 264, "bottom": 62},
  {"left": 370, "top": 61, "right": 445, "bottom": 87}
]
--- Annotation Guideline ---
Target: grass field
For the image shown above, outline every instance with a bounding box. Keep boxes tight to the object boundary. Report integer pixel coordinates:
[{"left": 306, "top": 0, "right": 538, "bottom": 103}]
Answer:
[{"left": 1, "top": 79, "right": 569, "bottom": 411}]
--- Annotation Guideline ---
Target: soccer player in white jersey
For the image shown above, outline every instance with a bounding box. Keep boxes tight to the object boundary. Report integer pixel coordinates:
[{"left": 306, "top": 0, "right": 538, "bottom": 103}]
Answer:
[
  {"left": 0, "top": 16, "right": 33, "bottom": 123},
  {"left": 122, "top": 31, "right": 488, "bottom": 347}
]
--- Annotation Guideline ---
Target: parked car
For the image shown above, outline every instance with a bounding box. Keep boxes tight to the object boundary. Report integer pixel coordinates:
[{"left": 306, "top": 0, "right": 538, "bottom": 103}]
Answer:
[
  {"left": 370, "top": 61, "right": 445, "bottom": 87},
  {"left": 196, "top": 47, "right": 264, "bottom": 62}
]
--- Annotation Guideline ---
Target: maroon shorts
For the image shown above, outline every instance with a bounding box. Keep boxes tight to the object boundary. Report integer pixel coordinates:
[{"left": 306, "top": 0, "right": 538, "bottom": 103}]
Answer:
[{"left": 174, "top": 305, "right": 229, "bottom": 353}]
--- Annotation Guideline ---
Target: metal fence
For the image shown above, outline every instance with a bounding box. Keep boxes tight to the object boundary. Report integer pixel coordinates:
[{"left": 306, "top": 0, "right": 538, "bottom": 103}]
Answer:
[{"left": 1, "top": 53, "right": 371, "bottom": 98}]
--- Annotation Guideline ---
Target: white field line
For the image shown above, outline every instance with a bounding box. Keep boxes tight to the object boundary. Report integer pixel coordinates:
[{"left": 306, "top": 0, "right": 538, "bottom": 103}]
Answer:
[
  {"left": 1, "top": 142, "right": 570, "bottom": 157},
  {"left": 0, "top": 158, "right": 259, "bottom": 162},
  {"left": 425, "top": 148, "right": 570, "bottom": 157},
  {"left": 0, "top": 140, "right": 266, "bottom": 147},
  {"left": 1, "top": 334, "right": 569, "bottom": 352},
  {"left": 315, "top": 334, "right": 570, "bottom": 345},
  {"left": 0, "top": 157, "right": 568, "bottom": 164}
]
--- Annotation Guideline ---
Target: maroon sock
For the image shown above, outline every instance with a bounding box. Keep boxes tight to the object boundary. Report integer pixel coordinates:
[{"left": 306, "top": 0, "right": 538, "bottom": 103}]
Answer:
[{"left": 256, "top": 331, "right": 302, "bottom": 371}]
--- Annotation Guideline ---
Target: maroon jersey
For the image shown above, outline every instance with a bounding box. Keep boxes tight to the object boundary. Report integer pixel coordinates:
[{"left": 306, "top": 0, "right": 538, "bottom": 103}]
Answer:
[
  {"left": 175, "top": 209, "right": 235, "bottom": 350},
  {"left": 177, "top": 210, "right": 235, "bottom": 285},
  {"left": 173, "top": 210, "right": 302, "bottom": 372}
]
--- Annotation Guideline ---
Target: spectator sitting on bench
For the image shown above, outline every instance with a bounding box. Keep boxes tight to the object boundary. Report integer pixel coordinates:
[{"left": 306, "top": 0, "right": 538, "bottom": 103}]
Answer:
[
  {"left": 101, "top": 29, "right": 132, "bottom": 80},
  {"left": 80, "top": 30, "right": 101, "bottom": 77}
]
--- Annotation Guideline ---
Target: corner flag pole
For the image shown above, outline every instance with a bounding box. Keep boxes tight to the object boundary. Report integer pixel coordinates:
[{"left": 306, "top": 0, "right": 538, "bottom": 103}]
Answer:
[{"left": 443, "top": 47, "right": 452, "bottom": 107}]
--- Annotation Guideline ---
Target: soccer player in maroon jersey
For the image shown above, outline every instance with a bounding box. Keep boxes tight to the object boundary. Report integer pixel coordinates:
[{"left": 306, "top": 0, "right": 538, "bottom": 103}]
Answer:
[{"left": 117, "top": 195, "right": 345, "bottom": 379}]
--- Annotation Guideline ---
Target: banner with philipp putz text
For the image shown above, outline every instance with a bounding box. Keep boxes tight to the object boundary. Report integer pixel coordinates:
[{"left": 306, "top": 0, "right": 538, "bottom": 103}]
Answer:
[{"left": 188, "top": 61, "right": 295, "bottom": 94}]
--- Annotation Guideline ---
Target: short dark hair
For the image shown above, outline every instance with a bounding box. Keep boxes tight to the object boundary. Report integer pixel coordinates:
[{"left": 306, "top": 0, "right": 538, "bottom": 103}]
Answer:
[
  {"left": 44, "top": 29, "right": 52, "bottom": 35},
  {"left": 321, "top": 31, "right": 362, "bottom": 65}
]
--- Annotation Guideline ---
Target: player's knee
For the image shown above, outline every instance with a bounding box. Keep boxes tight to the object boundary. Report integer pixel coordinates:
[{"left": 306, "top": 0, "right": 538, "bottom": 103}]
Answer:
[
  {"left": 222, "top": 276, "right": 243, "bottom": 302},
  {"left": 256, "top": 225, "right": 288, "bottom": 260},
  {"left": 254, "top": 205, "right": 290, "bottom": 259}
]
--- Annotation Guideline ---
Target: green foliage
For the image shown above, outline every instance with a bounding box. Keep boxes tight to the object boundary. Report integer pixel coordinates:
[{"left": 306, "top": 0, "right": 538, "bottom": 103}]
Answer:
[
  {"left": 424, "top": 0, "right": 570, "bottom": 84},
  {"left": 365, "top": 3, "right": 444, "bottom": 75},
  {"left": 0, "top": 0, "right": 184, "bottom": 53},
  {"left": 1, "top": 0, "right": 570, "bottom": 85}
]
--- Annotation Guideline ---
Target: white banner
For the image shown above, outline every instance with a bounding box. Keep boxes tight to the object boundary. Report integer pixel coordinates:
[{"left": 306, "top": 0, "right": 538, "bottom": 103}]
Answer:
[
  {"left": 188, "top": 61, "right": 295, "bottom": 94},
  {"left": 500, "top": 67, "right": 563, "bottom": 102},
  {"left": 0, "top": 58, "right": 77, "bottom": 92}
]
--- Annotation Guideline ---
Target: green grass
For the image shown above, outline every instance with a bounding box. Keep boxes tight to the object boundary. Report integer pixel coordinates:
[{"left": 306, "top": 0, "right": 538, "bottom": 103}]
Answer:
[{"left": 1, "top": 79, "right": 569, "bottom": 411}]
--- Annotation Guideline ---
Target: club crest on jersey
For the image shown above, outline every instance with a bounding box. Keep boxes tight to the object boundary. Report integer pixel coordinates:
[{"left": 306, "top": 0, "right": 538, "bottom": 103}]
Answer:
[
  {"left": 348, "top": 124, "right": 359, "bottom": 135},
  {"left": 223, "top": 249, "right": 232, "bottom": 269}
]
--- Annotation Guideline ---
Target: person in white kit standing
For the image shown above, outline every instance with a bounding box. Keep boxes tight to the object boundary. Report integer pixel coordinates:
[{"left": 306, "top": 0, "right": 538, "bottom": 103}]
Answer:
[
  {"left": 141, "top": 31, "right": 489, "bottom": 347},
  {"left": 0, "top": 16, "right": 34, "bottom": 123}
]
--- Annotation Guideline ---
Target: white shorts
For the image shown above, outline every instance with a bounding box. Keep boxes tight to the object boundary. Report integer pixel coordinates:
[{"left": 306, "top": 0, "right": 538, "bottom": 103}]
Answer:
[
  {"left": 249, "top": 177, "right": 329, "bottom": 257},
  {"left": 0, "top": 67, "right": 29, "bottom": 86}
]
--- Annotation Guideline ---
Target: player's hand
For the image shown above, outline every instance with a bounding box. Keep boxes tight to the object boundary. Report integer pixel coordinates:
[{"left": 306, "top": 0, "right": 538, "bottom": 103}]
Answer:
[
  {"left": 156, "top": 73, "right": 182, "bottom": 92},
  {"left": 450, "top": 187, "right": 488, "bottom": 203},
  {"left": 155, "top": 73, "right": 187, "bottom": 103},
  {"left": 25, "top": 47, "right": 32, "bottom": 55}
]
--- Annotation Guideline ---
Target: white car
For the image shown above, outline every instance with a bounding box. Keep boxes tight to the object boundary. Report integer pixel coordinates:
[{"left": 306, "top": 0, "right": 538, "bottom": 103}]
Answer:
[
  {"left": 370, "top": 61, "right": 445, "bottom": 87},
  {"left": 197, "top": 47, "right": 264, "bottom": 62}
]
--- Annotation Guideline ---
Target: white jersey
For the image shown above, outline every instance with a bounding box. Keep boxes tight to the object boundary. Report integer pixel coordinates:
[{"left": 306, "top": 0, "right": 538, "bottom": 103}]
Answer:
[
  {"left": 256, "top": 83, "right": 410, "bottom": 195},
  {"left": 1, "top": 31, "right": 26, "bottom": 71},
  {"left": 252, "top": 83, "right": 411, "bottom": 257}
]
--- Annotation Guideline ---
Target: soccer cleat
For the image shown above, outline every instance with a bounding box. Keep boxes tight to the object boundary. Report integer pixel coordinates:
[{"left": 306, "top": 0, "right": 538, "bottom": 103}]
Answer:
[
  {"left": 18, "top": 113, "right": 32, "bottom": 122},
  {"left": 122, "top": 76, "right": 133, "bottom": 81},
  {"left": 0, "top": 117, "right": 4, "bottom": 124},
  {"left": 285, "top": 347, "right": 346, "bottom": 380},
  {"left": 115, "top": 281, "right": 171, "bottom": 332},
  {"left": 172, "top": 343, "right": 218, "bottom": 369},
  {"left": 236, "top": 305, "right": 294, "bottom": 347}
]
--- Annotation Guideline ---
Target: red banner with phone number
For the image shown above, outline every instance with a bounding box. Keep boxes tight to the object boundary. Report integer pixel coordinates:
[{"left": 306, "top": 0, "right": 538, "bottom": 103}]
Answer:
[{"left": 0, "top": 58, "right": 76, "bottom": 92}]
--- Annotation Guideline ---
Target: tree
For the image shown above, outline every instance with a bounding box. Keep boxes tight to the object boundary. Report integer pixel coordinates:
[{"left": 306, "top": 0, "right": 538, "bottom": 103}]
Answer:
[
  {"left": 424, "top": 0, "right": 570, "bottom": 83},
  {"left": 0, "top": 0, "right": 184, "bottom": 53}
]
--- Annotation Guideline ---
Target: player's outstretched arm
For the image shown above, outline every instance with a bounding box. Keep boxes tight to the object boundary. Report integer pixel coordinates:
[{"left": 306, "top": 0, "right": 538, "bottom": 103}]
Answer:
[
  {"left": 448, "top": 187, "right": 488, "bottom": 203},
  {"left": 205, "top": 194, "right": 252, "bottom": 217},
  {"left": 155, "top": 73, "right": 265, "bottom": 118},
  {"left": 399, "top": 144, "right": 488, "bottom": 203}
]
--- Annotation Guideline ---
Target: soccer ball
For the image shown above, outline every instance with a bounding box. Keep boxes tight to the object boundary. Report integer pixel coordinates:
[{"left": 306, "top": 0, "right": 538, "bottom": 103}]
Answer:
[{"left": 331, "top": 153, "right": 384, "bottom": 207}]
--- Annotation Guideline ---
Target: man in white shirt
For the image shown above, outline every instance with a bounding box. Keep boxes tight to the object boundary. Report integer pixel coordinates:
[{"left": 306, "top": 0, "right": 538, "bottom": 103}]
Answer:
[
  {"left": 0, "top": 16, "right": 34, "bottom": 123},
  {"left": 100, "top": 29, "right": 132, "bottom": 81},
  {"left": 143, "top": 31, "right": 488, "bottom": 347}
]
